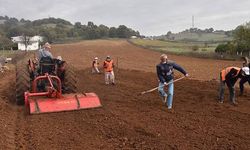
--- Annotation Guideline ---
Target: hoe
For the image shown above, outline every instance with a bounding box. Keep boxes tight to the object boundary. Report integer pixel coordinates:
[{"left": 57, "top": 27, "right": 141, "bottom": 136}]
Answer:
[{"left": 16, "top": 57, "right": 101, "bottom": 114}]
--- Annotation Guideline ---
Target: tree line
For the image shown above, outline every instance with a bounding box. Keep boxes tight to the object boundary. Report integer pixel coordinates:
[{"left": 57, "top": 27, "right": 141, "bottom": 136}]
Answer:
[
  {"left": 0, "top": 16, "right": 140, "bottom": 49},
  {"left": 215, "top": 22, "right": 250, "bottom": 56}
]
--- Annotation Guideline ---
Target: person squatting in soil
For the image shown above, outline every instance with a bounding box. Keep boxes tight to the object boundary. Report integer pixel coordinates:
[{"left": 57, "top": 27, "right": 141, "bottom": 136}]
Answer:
[
  {"left": 219, "top": 66, "right": 250, "bottom": 104},
  {"left": 103, "top": 56, "right": 115, "bottom": 85},
  {"left": 239, "top": 57, "right": 250, "bottom": 96},
  {"left": 156, "top": 54, "right": 188, "bottom": 109},
  {"left": 92, "top": 57, "right": 100, "bottom": 74}
]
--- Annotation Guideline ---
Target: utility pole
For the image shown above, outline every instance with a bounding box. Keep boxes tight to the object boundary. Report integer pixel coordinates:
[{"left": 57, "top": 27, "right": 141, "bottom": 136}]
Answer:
[
  {"left": 191, "top": 15, "right": 194, "bottom": 40},
  {"left": 192, "top": 15, "right": 194, "bottom": 28}
]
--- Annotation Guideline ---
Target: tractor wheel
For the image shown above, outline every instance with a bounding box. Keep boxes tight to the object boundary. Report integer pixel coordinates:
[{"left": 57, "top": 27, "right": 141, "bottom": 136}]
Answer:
[
  {"left": 16, "top": 61, "right": 30, "bottom": 105},
  {"left": 64, "top": 64, "right": 77, "bottom": 93}
]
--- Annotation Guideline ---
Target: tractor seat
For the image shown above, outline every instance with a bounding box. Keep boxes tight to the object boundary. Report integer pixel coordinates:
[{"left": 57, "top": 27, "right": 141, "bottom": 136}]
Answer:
[{"left": 39, "top": 57, "right": 56, "bottom": 75}]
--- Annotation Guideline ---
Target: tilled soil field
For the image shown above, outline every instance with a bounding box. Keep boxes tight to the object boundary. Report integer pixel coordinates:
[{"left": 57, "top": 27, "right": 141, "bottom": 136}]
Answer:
[
  {"left": 52, "top": 40, "right": 242, "bottom": 81},
  {"left": 0, "top": 40, "right": 249, "bottom": 150}
]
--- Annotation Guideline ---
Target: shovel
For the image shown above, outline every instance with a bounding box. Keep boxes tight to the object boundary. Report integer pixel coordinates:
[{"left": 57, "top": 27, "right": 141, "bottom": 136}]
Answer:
[{"left": 140, "top": 76, "right": 186, "bottom": 95}]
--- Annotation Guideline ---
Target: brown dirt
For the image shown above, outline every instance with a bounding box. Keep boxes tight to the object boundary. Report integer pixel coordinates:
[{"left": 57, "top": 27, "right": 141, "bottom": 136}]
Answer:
[
  {"left": 0, "top": 69, "right": 17, "bottom": 150},
  {"left": 52, "top": 39, "right": 242, "bottom": 81},
  {"left": 0, "top": 40, "right": 249, "bottom": 150}
]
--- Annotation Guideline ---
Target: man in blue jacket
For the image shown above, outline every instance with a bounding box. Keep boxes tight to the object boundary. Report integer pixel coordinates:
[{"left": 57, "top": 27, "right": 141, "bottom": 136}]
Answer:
[{"left": 156, "top": 54, "right": 188, "bottom": 109}]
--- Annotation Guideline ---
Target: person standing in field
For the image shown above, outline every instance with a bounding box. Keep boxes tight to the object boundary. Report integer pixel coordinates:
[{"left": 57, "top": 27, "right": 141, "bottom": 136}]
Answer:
[
  {"left": 219, "top": 66, "right": 249, "bottom": 105},
  {"left": 239, "top": 57, "right": 250, "bottom": 96},
  {"left": 156, "top": 54, "right": 188, "bottom": 109},
  {"left": 103, "top": 56, "right": 115, "bottom": 85},
  {"left": 92, "top": 57, "right": 100, "bottom": 74}
]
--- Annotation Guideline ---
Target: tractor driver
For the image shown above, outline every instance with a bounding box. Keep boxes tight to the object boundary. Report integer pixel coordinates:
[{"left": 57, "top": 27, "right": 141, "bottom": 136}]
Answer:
[
  {"left": 37, "top": 43, "right": 67, "bottom": 92},
  {"left": 38, "top": 42, "right": 53, "bottom": 61},
  {"left": 37, "top": 42, "right": 54, "bottom": 75}
]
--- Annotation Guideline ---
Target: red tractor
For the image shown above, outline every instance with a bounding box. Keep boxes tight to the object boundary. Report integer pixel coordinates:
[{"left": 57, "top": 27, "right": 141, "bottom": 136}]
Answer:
[{"left": 16, "top": 56, "right": 101, "bottom": 114}]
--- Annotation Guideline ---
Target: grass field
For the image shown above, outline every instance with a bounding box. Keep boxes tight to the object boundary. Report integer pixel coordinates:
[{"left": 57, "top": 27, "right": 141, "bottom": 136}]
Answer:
[
  {"left": 130, "top": 39, "right": 217, "bottom": 54},
  {"left": 170, "top": 32, "right": 232, "bottom": 42},
  {"left": 129, "top": 39, "right": 242, "bottom": 60},
  {"left": 0, "top": 50, "right": 18, "bottom": 57}
]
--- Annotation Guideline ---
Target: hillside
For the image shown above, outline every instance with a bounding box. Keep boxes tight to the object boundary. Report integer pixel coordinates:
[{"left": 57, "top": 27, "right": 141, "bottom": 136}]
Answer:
[
  {"left": 157, "top": 28, "right": 233, "bottom": 42},
  {"left": 0, "top": 16, "right": 140, "bottom": 49},
  {"left": 169, "top": 32, "right": 232, "bottom": 42}
]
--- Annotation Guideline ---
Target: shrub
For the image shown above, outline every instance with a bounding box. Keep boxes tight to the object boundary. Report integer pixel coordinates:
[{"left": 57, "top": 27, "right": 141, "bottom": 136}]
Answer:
[
  {"left": 215, "top": 44, "right": 227, "bottom": 53},
  {"left": 192, "top": 45, "right": 199, "bottom": 51},
  {"left": 215, "top": 43, "right": 236, "bottom": 54}
]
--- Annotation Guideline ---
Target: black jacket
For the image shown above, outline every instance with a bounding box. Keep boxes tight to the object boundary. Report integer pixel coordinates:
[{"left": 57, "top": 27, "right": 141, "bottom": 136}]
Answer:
[
  {"left": 156, "top": 61, "right": 187, "bottom": 83},
  {"left": 225, "top": 68, "right": 242, "bottom": 87}
]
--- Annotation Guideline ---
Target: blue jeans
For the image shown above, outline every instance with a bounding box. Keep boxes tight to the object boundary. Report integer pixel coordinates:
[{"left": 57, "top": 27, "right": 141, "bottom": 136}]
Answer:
[{"left": 158, "top": 80, "right": 174, "bottom": 108}]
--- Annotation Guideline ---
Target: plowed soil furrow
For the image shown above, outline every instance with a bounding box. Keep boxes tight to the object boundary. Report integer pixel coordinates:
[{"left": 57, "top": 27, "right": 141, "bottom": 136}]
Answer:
[
  {"left": 52, "top": 40, "right": 241, "bottom": 81},
  {"left": 0, "top": 71, "right": 17, "bottom": 150},
  {"left": 78, "top": 69, "right": 250, "bottom": 149},
  {"left": 0, "top": 40, "right": 249, "bottom": 149}
]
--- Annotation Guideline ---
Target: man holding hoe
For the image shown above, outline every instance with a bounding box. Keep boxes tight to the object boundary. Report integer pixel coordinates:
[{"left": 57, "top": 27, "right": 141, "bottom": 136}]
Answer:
[{"left": 156, "top": 54, "right": 189, "bottom": 109}]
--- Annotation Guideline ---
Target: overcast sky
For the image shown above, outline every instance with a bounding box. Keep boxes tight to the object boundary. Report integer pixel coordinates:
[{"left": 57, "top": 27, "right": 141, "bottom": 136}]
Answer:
[{"left": 0, "top": 0, "right": 250, "bottom": 36}]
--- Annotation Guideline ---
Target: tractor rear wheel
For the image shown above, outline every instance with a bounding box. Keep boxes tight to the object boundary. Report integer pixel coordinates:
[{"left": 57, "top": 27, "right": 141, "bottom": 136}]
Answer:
[
  {"left": 64, "top": 64, "right": 77, "bottom": 93},
  {"left": 16, "top": 61, "right": 30, "bottom": 105}
]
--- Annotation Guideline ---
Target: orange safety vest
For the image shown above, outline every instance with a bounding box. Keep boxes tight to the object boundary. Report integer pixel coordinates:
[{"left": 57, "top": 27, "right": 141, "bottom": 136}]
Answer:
[
  {"left": 103, "top": 60, "right": 114, "bottom": 72},
  {"left": 220, "top": 67, "right": 241, "bottom": 81}
]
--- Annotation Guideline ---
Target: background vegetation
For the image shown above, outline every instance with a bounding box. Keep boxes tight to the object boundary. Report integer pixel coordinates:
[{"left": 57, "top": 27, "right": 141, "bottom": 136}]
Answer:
[
  {"left": 131, "top": 22, "right": 250, "bottom": 59},
  {"left": 215, "top": 23, "right": 250, "bottom": 56},
  {"left": 1, "top": 15, "right": 250, "bottom": 59},
  {"left": 0, "top": 16, "right": 140, "bottom": 49},
  {"left": 157, "top": 28, "right": 233, "bottom": 42}
]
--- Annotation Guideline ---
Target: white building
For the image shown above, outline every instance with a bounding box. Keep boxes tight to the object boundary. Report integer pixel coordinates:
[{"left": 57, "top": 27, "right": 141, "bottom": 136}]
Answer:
[
  {"left": 11, "top": 36, "right": 43, "bottom": 51},
  {"left": 130, "top": 36, "right": 137, "bottom": 39}
]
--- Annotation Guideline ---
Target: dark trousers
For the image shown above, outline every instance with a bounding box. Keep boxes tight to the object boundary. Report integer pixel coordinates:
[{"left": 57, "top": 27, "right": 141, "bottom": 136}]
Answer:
[
  {"left": 219, "top": 76, "right": 236, "bottom": 103},
  {"left": 239, "top": 76, "right": 250, "bottom": 94}
]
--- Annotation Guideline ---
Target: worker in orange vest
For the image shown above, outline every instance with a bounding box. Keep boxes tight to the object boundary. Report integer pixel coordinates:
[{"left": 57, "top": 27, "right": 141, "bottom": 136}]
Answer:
[
  {"left": 219, "top": 66, "right": 249, "bottom": 105},
  {"left": 103, "top": 56, "right": 115, "bottom": 85}
]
